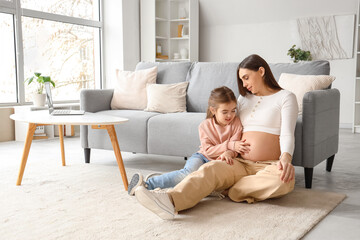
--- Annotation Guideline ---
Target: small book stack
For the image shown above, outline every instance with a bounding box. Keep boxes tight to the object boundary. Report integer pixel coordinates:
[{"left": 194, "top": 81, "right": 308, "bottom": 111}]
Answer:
[
  {"left": 157, "top": 55, "right": 168, "bottom": 60},
  {"left": 64, "top": 125, "right": 75, "bottom": 137},
  {"left": 33, "top": 125, "right": 48, "bottom": 140},
  {"left": 54, "top": 125, "right": 75, "bottom": 137}
]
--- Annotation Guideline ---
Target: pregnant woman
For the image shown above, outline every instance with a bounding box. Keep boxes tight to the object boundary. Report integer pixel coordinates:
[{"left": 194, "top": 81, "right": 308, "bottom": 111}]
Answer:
[{"left": 134, "top": 54, "right": 299, "bottom": 220}]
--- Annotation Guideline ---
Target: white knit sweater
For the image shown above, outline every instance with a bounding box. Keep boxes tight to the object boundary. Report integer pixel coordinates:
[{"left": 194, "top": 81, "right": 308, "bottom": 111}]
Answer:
[{"left": 238, "top": 89, "right": 298, "bottom": 157}]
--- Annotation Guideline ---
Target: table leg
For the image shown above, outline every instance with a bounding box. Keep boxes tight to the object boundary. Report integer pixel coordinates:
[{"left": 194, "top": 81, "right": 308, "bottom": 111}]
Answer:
[
  {"left": 105, "top": 125, "right": 129, "bottom": 190},
  {"left": 16, "top": 123, "right": 37, "bottom": 185},
  {"left": 58, "top": 125, "right": 66, "bottom": 166}
]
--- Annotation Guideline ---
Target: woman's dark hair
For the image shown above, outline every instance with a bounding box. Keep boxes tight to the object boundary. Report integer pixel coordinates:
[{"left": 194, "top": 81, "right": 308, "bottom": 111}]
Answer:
[
  {"left": 237, "top": 54, "right": 282, "bottom": 96},
  {"left": 206, "top": 86, "right": 237, "bottom": 119}
]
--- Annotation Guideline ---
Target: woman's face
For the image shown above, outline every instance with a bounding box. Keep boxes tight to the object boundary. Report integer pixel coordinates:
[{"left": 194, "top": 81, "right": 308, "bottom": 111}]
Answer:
[{"left": 238, "top": 67, "right": 265, "bottom": 95}]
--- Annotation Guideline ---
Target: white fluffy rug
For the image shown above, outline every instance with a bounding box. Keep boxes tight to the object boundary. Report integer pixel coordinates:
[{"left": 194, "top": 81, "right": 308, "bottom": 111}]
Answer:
[{"left": 0, "top": 140, "right": 346, "bottom": 240}]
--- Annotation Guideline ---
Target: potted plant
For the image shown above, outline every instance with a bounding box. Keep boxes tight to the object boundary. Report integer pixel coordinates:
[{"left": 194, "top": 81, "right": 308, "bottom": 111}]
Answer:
[
  {"left": 25, "top": 72, "right": 56, "bottom": 107},
  {"left": 287, "top": 45, "right": 312, "bottom": 63}
]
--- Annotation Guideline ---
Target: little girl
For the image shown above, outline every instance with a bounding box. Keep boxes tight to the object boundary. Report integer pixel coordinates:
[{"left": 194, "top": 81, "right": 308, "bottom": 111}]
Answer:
[{"left": 127, "top": 86, "right": 250, "bottom": 195}]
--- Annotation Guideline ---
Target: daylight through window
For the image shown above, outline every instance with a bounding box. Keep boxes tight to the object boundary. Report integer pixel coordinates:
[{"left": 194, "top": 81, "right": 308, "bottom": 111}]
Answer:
[{"left": 0, "top": 0, "right": 102, "bottom": 104}]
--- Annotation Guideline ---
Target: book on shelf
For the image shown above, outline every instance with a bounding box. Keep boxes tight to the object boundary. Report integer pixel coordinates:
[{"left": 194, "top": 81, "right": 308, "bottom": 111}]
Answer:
[
  {"left": 157, "top": 55, "right": 169, "bottom": 59},
  {"left": 54, "top": 125, "right": 75, "bottom": 137},
  {"left": 33, "top": 135, "right": 48, "bottom": 140},
  {"left": 34, "top": 125, "right": 45, "bottom": 135},
  {"left": 34, "top": 133, "right": 46, "bottom": 136},
  {"left": 64, "top": 125, "right": 75, "bottom": 137}
]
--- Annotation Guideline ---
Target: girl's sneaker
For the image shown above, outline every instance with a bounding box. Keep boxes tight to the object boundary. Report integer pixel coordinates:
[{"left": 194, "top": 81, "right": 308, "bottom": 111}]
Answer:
[{"left": 128, "top": 173, "right": 144, "bottom": 196}]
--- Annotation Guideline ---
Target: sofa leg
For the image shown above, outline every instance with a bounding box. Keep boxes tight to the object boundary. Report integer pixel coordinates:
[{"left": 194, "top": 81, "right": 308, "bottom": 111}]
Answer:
[
  {"left": 326, "top": 154, "right": 335, "bottom": 172},
  {"left": 304, "top": 167, "right": 313, "bottom": 189},
  {"left": 184, "top": 157, "right": 187, "bottom": 160},
  {"left": 84, "top": 148, "right": 91, "bottom": 164}
]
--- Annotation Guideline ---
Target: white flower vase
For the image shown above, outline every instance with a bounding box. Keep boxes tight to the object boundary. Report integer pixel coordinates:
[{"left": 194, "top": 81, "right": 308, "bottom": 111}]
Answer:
[
  {"left": 33, "top": 93, "right": 46, "bottom": 107},
  {"left": 180, "top": 48, "right": 188, "bottom": 59}
]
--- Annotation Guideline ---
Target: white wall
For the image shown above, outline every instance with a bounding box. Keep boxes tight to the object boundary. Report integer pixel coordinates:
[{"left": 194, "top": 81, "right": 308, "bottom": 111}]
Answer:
[
  {"left": 122, "top": 0, "right": 140, "bottom": 71},
  {"left": 103, "top": 0, "right": 140, "bottom": 89},
  {"left": 198, "top": 0, "right": 358, "bottom": 127},
  {"left": 103, "top": 0, "right": 123, "bottom": 89}
]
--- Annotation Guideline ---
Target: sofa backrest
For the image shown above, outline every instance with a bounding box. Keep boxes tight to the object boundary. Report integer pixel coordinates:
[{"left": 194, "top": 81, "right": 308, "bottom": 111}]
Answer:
[
  {"left": 186, "top": 60, "right": 330, "bottom": 112},
  {"left": 186, "top": 62, "right": 240, "bottom": 113},
  {"left": 135, "top": 61, "right": 191, "bottom": 84},
  {"left": 136, "top": 60, "right": 330, "bottom": 113},
  {"left": 269, "top": 60, "right": 330, "bottom": 81}
]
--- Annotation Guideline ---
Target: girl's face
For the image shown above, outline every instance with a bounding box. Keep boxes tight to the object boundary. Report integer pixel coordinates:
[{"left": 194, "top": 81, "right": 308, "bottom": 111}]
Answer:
[
  {"left": 238, "top": 67, "right": 265, "bottom": 95},
  {"left": 210, "top": 101, "right": 237, "bottom": 126}
]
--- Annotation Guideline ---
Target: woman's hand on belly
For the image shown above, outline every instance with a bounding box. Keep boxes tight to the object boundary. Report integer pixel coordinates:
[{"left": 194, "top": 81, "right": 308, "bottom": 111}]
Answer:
[{"left": 239, "top": 132, "right": 281, "bottom": 161}]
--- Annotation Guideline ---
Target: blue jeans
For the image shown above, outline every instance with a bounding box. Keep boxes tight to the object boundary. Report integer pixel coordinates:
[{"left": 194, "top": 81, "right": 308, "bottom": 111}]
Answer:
[{"left": 146, "top": 152, "right": 209, "bottom": 190}]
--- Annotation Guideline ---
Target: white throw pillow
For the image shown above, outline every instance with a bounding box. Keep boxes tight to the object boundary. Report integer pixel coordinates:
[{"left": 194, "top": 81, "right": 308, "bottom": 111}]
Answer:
[
  {"left": 278, "top": 73, "right": 335, "bottom": 114},
  {"left": 111, "top": 67, "right": 157, "bottom": 110},
  {"left": 145, "top": 82, "right": 189, "bottom": 113}
]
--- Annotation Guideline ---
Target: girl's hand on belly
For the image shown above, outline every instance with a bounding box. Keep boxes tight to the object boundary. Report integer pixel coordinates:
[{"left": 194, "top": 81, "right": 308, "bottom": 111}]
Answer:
[{"left": 234, "top": 139, "right": 251, "bottom": 155}]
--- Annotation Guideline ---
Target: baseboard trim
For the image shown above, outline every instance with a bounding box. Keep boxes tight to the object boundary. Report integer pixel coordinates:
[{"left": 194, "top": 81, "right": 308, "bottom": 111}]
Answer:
[{"left": 340, "top": 123, "right": 352, "bottom": 129}]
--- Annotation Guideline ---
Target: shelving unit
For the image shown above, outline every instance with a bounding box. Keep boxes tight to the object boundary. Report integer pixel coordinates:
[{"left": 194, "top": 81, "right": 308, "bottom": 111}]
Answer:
[
  {"left": 141, "top": 0, "right": 199, "bottom": 62},
  {"left": 353, "top": 1, "right": 360, "bottom": 133}
]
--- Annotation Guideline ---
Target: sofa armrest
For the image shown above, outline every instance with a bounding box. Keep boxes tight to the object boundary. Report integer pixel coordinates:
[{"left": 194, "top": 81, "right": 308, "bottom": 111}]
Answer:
[
  {"left": 80, "top": 89, "right": 114, "bottom": 113},
  {"left": 80, "top": 89, "right": 114, "bottom": 149},
  {"left": 302, "top": 88, "right": 340, "bottom": 167}
]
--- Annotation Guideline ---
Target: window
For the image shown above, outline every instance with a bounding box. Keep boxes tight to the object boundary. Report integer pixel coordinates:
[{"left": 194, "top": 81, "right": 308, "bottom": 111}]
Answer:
[
  {"left": 22, "top": 17, "right": 100, "bottom": 101},
  {"left": 0, "top": 0, "right": 102, "bottom": 104},
  {"left": 21, "top": 0, "right": 100, "bottom": 21},
  {"left": 0, "top": 13, "right": 17, "bottom": 103}
]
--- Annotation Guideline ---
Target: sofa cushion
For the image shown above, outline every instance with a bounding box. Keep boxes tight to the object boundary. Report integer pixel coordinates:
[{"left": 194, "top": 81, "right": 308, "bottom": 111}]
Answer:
[
  {"left": 186, "top": 62, "right": 240, "bottom": 112},
  {"left": 135, "top": 62, "right": 191, "bottom": 84},
  {"left": 269, "top": 60, "right": 330, "bottom": 81},
  {"left": 110, "top": 67, "right": 157, "bottom": 110},
  {"left": 147, "top": 112, "right": 206, "bottom": 157},
  {"left": 87, "top": 110, "right": 160, "bottom": 153},
  {"left": 145, "top": 82, "right": 189, "bottom": 113}
]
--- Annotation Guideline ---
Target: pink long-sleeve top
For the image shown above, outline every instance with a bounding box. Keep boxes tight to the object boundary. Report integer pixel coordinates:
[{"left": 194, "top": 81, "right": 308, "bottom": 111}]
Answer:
[{"left": 198, "top": 116, "right": 243, "bottom": 161}]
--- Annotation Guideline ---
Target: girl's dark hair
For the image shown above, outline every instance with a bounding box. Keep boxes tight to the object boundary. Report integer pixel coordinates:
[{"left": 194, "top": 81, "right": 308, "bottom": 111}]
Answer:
[
  {"left": 237, "top": 54, "right": 282, "bottom": 96},
  {"left": 206, "top": 86, "right": 237, "bottom": 119}
]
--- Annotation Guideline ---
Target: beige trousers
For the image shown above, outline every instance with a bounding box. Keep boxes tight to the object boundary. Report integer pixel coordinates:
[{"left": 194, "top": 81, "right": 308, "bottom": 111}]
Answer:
[{"left": 168, "top": 158, "right": 295, "bottom": 212}]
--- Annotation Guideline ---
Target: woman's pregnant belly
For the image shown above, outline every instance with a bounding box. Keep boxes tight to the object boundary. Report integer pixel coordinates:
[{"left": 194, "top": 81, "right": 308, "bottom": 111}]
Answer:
[{"left": 240, "top": 131, "right": 281, "bottom": 161}]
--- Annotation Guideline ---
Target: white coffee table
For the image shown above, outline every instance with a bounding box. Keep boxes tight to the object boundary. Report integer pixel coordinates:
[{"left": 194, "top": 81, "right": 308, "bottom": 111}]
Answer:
[{"left": 10, "top": 110, "right": 129, "bottom": 190}]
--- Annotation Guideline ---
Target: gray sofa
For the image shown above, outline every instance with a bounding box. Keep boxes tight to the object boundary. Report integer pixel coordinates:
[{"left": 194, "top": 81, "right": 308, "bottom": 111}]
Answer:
[{"left": 80, "top": 61, "right": 340, "bottom": 189}]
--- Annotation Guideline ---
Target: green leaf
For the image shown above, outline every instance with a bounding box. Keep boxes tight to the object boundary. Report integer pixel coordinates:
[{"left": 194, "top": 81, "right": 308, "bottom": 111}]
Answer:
[
  {"left": 25, "top": 76, "right": 34, "bottom": 85},
  {"left": 25, "top": 72, "right": 56, "bottom": 89},
  {"left": 37, "top": 76, "right": 44, "bottom": 83}
]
